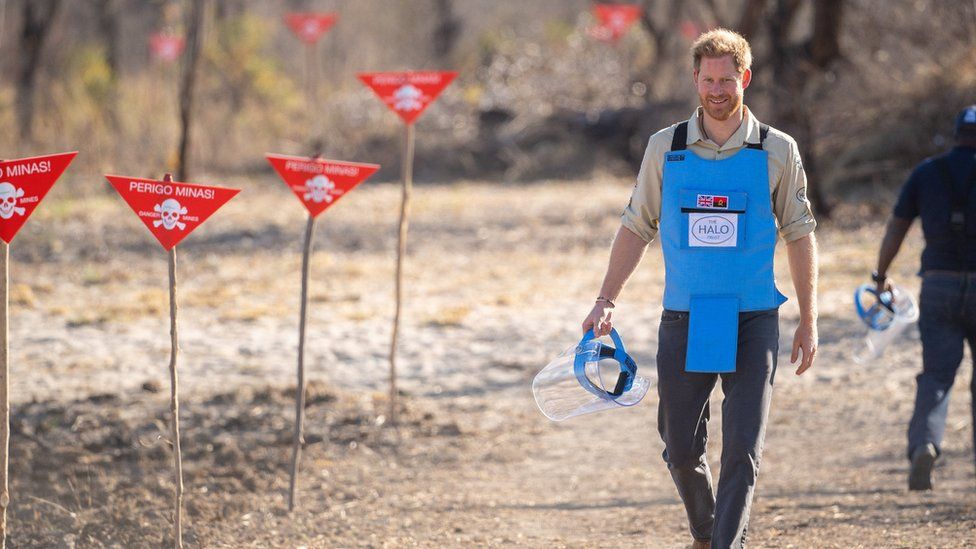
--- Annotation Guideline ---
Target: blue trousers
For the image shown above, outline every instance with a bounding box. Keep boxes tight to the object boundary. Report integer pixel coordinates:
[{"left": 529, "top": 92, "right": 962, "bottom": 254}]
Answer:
[
  {"left": 908, "top": 271, "right": 976, "bottom": 465},
  {"left": 656, "top": 308, "right": 779, "bottom": 549}
]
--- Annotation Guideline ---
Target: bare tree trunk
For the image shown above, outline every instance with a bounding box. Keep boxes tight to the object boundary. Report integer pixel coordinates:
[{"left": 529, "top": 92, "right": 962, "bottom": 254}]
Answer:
[
  {"left": 762, "top": 0, "right": 844, "bottom": 219},
  {"left": 804, "top": 0, "right": 844, "bottom": 218},
  {"left": 769, "top": 0, "right": 803, "bottom": 47},
  {"left": 95, "top": 0, "right": 120, "bottom": 77},
  {"left": 215, "top": 0, "right": 245, "bottom": 19},
  {"left": 637, "top": 0, "right": 683, "bottom": 100},
  {"left": 177, "top": 0, "right": 208, "bottom": 182},
  {"left": 289, "top": 214, "right": 316, "bottom": 511},
  {"left": 810, "top": 0, "right": 843, "bottom": 67},
  {"left": 432, "top": 0, "right": 460, "bottom": 62},
  {"left": 95, "top": 0, "right": 121, "bottom": 136},
  {"left": 16, "top": 0, "right": 62, "bottom": 141},
  {"left": 736, "top": 0, "right": 768, "bottom": 39},
  {"left": 0, "top": 0, "right": 7, "bottom": 48}
]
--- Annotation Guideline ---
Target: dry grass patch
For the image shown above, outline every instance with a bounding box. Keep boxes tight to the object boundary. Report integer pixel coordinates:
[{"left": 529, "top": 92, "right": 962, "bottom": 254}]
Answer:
[
  {"left": 10, "top": 284, "right": 36, "bottom": 308},
  {"left": 218, "top": 303, "right": 289, "bottom": 322},
  {"left": 78, "top": 265, "right": 133, "bottom": 287},
  {"left": 62, "top": 288, "right": 168, "bottom": 326},
  {"left": 342, "top": 307, "right": 383, "bottom": 322},
  {"left": 183, "top": 283, "right": 240, "bottom": 309},
  {"left": 308, "top": 290, "right": 362, "bottom": 304},
  {"left": 423, "top": 305, "right": 472, "bottom": 328}
]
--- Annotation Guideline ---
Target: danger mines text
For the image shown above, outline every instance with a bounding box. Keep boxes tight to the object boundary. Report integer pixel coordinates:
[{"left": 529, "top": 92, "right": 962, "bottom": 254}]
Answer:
[
  {"left": 283, "top": 160, "right": 360, "bottom": 177},
  {"left": 128, "top": 181, "right": 216, "bottom": 200},
  {"left": 4, "top": 161, "right": 52, "bottom": 178}
]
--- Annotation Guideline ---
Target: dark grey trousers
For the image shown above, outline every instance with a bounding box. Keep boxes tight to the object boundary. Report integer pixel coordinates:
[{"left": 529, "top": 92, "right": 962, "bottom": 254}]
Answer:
[{"left": 656, "top": 308, "right": 779, "bottom": 549}]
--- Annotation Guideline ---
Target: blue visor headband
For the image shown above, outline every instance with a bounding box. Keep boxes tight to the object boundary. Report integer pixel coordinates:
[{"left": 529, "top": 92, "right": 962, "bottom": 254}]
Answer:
[
  {"left": 854, "top": 284, "right": 896, "bottom": 331},
  {"left": 574, "top": 328, "right": 637, "bottom": 399}
]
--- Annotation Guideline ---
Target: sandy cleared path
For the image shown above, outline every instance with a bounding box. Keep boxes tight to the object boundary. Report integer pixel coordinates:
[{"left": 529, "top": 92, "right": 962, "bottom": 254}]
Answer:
[{"left": 4, "top": 177, "right": 974, "bottom": 547}]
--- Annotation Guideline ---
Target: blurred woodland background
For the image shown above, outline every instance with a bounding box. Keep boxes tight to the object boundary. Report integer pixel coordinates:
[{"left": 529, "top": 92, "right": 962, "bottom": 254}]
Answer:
[
  {"left": 3, "top": 3, "right": 976, "bottom": 545},
  {"left": 1, "top": 0, "right": 975, "bottom": 217}
]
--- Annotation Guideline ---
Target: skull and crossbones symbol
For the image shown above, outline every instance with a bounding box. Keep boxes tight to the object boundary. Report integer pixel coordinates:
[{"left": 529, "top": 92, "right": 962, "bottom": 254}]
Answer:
[
  {"left": 0, "top": 183, "right": 26, "bottom": 219},
  {"left": 393, "top": 84, "right": 424, "bottom": 112},
  {"left": 608, "top": 13, "right": 627, "bottom": 31},
  {"left": 303, "top": 175, "right": 336, "bottom": 204},
  {"left": 153, "top": 198, "right": 187, "bottom": 230},
  {"left": 302, "top": 20, "right": 320, "bottom": 39}
]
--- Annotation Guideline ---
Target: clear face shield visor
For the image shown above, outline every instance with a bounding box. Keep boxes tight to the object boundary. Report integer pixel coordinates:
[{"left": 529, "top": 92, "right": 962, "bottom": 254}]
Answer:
[
  {"left": 853, "top": 282, "right": 920, "bottom": 363},
  {"left": 854, "top": 283, "right": 918, "bottom": 331},
  {"left": 532, "top": 329, "right": 650, "bottom": 421}
]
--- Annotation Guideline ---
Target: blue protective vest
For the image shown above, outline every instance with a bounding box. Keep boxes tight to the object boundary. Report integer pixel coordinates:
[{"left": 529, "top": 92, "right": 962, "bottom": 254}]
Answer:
[{"left": 659, "top": 121, "right": 786, "bottom": 372}]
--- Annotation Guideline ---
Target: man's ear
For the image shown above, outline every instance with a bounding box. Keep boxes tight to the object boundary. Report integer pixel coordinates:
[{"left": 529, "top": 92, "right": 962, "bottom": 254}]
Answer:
[
  {"left": 741, "top": 68, "right": 752, "bottom": 89},
  {"left": 693, "top": 68, "right": 699, "bottom": 86}
]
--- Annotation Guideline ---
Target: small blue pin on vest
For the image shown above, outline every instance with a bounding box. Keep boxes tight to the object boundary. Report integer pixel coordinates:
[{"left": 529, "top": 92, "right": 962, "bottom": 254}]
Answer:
[{"left": 660, "top": 122, "right": 787, "bottom": 373}]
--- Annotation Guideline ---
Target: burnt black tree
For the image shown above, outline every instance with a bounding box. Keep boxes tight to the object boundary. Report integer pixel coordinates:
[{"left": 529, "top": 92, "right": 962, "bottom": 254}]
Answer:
[
  {"left": 637, "top": 0, "right": 683, "bottom": 100},
  {"left": 16, "top": 0, "right": 62, "bottom": 141},
  {"left": 763, "top": 0, "right": 844, "bottom": 218},
  {"left": 95, "top": 0, "right": 120, "bottom": 77},
  {"left": 432, "top": 0, "right": 460, "bottom": 62},
  {"left": 177, "top": 0, "right": 208, "bottom": 182}
]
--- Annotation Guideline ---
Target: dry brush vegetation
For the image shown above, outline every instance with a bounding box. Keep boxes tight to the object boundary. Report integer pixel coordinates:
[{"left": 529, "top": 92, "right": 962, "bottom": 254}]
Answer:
[{"left": 0, "top": 0, "right": 974, "bottom": 547}]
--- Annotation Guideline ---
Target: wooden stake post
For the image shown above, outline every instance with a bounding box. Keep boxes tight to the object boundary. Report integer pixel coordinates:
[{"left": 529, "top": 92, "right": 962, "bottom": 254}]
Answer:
[
  {"left": 0, "top": 242, "right": 8, "bottom": 549},
  {"left": 105, "top": 172, "right": 238, "bottom": 547},
  {"left": 265, "top": 153, "right": 379, "bottom": 511},
  {"left": 305, "top": 43, "right": 317, "bottom": 113},
  {"left": 163, "top": 175, "right": 185, "bottom": 549},
  {"left": 358, "top": 71, "right": 456, "bottom": 427},
  {"left": 283, "top": 12, "right": 336, "bottom": 122},
  {"left": 168, "top": 248, "right": 184, "bottom": 547},
  {"left": 0, "top": 152, "right": 77, "bottom": 548},
  {"left": 289, "top": 213, "right": 315, "bottom": 511},
  {"left": 389, "top": 124, "right": 415, "bottom": 426}
]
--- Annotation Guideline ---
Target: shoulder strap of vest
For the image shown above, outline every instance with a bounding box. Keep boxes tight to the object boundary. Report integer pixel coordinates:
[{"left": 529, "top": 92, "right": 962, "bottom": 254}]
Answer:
[
  {"left": 934, "top": 155, "right": 976, "bottom": 270},
  {"left": 745, "top": 124, "right": 769, "bottom": 150},
  {"left": 670, "top": 122, "right": 688, "bottom": 151},
  {"left": 934, "top": 157, "right": 971, "bottom": 233},
  {"left": 672, "top": 121, "right": 768, "bottom": 151}
]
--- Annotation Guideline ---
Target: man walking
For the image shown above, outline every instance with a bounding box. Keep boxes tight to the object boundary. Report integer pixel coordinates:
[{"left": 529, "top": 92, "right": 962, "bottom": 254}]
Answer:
[
  {"left": 581, "top": 29, "right": 818, "bottom": 548},
  {"left": 873, "top": 105, "right": 976, "bottom": 491}
]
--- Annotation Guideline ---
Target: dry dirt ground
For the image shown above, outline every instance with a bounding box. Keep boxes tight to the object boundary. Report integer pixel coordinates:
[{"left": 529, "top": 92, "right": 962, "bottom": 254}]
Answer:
[{"left": 4, "top": 176, "right": 975, "bottom": 547}]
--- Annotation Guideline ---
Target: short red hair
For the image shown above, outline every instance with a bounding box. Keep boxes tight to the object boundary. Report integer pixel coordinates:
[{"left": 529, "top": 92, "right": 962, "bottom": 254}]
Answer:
[{"left": 692, "top": 28, "right": 753, "bottom": 73}]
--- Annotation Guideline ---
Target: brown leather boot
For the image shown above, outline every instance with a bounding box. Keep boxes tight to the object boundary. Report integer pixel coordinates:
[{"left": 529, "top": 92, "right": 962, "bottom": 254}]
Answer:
[{"left": 688, "top": 540, "right": 710, "bottom": 549}]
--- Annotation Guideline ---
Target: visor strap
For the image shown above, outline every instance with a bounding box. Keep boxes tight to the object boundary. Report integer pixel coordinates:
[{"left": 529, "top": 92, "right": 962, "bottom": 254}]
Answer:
[{"left": 576, "top": 344, "right": 637, "bottom": 398}]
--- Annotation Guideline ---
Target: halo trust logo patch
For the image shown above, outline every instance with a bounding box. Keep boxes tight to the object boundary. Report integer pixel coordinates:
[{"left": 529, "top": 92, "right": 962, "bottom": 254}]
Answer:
[
  {"left": 796, "top": 186, "right": 807, "bottom": 203},
  {"left": 689, "top": 213, "right": 738, "bottom": 247}
]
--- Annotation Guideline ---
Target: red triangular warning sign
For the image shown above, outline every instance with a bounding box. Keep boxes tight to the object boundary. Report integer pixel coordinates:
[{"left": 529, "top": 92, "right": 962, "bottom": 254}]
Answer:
[
  {"left": 285, "top": 12, "right": 337, "bottom": 44},
  {"left": 106, "top": 175, "right": 240, "bottom": 250},
  {"left": 358, "top": 71, "right": 458, "bottom": 125},
  {"left": 149, "top": 32, "right": 185, "bottom": 62},
  {"left": 0, "top": 152, "right": 77, "bottom": 244},
  {"left": 588, "top": 4, "right": 642, "bottom": 43},
  {"left": 266, "top": 154, "right": 380, "bottom": 218}
]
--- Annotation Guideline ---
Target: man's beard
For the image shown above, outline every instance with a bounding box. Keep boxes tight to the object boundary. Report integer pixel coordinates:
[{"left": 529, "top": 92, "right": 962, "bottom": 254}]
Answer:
[{"left": 700, "top": 93, "right": 741, "bottom": 122}]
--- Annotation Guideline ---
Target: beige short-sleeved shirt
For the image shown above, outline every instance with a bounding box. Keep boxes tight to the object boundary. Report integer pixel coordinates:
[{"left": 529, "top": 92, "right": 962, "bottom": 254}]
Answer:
[{"left": 621, "top": 106, "right": 817, "bottom": 244}]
